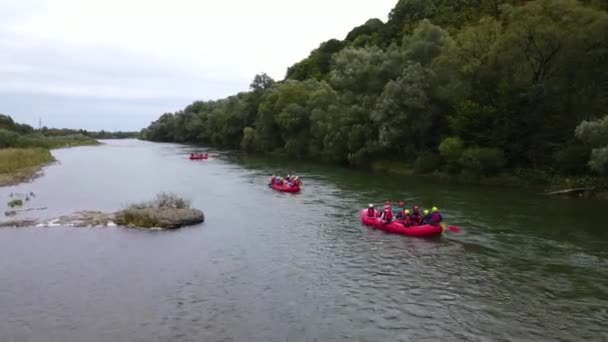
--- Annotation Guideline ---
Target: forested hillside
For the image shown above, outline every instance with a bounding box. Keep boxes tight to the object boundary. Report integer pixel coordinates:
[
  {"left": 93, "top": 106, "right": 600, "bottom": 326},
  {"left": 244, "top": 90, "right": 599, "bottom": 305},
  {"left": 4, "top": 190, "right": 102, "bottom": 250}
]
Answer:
[{"left": 141, "top": 0, "right": 608, "bottom": 181}]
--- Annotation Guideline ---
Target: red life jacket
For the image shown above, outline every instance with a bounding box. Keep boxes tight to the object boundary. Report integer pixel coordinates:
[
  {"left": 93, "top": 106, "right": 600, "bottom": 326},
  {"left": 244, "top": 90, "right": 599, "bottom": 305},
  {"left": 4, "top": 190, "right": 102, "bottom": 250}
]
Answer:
[
  {"left": 384, "top": 208, "right": 393, "bottom": 221},
  {"left": 367, "top": 208, "right": 375, "bottom": 217},
  {"left": 430, "top": 212, "right": 443, "bottom": 225},
  {"left": 403, "top": 215, "right": 412, "bottom": 225},
  {"left": 411, "top": 211, "right": 421, "bottom": 224},
  {"left": 270, "top": 176, "right": 276, "bottom": 184}
]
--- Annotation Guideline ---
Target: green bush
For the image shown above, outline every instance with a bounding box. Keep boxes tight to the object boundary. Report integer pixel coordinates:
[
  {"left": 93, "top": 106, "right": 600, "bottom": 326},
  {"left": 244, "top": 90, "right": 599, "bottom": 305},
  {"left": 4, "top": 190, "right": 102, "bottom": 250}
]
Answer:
[
  {"left": 240, "top": 127, "right": 257, "bottom": 152},
  {"left": 438, "top": 136, "right": 464, "bottom": 174},
  {"left": 116, "top": 192, "right": 192, "bottom": 228},
  {"left": 8, "top": 199, "right": 23, "bottom": 208},
  {"left": 127, "top": 192, "right": 191, "bottom": 210},
  {"left": 414, "top": 153, "right": 441, "bottom": 174},
  {"left": 553, "top": 143, "right": 591, "bottom": 175},
  {"left": 512, "top": 168, "right": 552, "bottom": 185},
  {"left": 589, "top": 147, "right": 608, "bottom": 175},
  {"left": 459, "top": 147, "right": 506, "bottom": 176},
  {"left": 14, "top": 134, "right": 47, "bottom": 148},
  {"left": 0, "top": 129, "right": 19, "bottom": 148}
]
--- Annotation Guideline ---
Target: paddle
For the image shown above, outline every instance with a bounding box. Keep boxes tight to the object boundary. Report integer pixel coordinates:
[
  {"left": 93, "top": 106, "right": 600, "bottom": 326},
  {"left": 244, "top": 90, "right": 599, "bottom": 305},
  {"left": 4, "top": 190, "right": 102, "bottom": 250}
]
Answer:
[{"left": 441, "top": 222, "right": 461, "bottom": 233}]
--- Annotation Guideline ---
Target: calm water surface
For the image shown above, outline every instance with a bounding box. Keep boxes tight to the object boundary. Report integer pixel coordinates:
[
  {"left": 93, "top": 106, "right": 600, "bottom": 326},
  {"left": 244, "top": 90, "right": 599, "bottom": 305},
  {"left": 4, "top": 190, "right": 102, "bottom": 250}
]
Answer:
[{"left": 1, "top": 139, "right": 606, "bottom": 342}]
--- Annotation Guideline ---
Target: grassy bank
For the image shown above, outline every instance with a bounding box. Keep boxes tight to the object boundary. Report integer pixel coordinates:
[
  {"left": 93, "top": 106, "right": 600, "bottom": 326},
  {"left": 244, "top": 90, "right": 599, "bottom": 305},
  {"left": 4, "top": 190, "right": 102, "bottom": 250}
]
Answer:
[
  {"left": 0, "top": 148, "right": 55, "bottom": 186},
  {"left": 371, "top": 160, "right": 608, "bottom": 198},
  {"left": 0, "top": 132, "right": 100, "bottom": 187},
  {"left": 12, "top": 134, "right": 100, "bottom": 149}
]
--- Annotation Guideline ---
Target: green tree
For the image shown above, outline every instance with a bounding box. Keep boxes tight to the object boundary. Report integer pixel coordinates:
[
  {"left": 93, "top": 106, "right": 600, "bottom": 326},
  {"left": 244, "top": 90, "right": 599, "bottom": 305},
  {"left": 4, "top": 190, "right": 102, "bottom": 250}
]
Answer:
[
  {"left": 438, "top": 136, "right": 465, "bottom": 173},
  {"left": 286, "top": 39, "right": 345, "bottom": 81},
  {"left": 459, "top": 147, "right": 506, "bottom": 176},
  {"left": 372, "top": 62, "right": 443, "bottom": 156},
  {"left": 575, "top": 115, "right": 608, "bottom": 174}
]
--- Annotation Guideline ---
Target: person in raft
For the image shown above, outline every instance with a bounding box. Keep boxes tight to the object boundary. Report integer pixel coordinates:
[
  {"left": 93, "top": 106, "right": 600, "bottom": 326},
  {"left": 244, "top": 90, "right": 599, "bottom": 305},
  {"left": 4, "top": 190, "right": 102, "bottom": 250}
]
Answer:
[
  {"left": 428, "top": 207, "right": 443, "bottom": 226},
  {"left": 366, "top": 204, "right": 376, "bottom": 217},
  {"left": 421, "top": 209, "right": 432, "bottom": 225},
  {"left": 394, "top": 202, "right": 406, "bottom": 219},
  {"left": 379, "top": 204, "right": 393, "bottom": 224},
  {"left": 401, "top": 210, "right": 412, "bottom": 226},
  {"left": 293, "top": 176, "right": 301, "bottom": 186},
  {"left": 410, "top": 205, "right": 422, "bottom": 225},
  {"left": 269, "top": 175, "right": 276, "bottom": 185}
]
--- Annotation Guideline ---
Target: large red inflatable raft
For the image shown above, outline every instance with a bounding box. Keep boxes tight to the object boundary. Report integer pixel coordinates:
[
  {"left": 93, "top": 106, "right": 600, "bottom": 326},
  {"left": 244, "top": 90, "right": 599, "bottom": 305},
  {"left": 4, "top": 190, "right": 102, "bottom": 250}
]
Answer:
[
  {"left": 271, "top": 184, "right": 300, "bottom": 193},
  {"left": 360, "top": 210, "right": 442, "bottom": 237}
]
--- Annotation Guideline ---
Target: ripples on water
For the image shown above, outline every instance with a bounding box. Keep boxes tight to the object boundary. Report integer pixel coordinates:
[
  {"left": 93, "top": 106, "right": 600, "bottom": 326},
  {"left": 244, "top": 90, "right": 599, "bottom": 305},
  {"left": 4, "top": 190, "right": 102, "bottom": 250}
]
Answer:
[{"left": 0, "top": 140, "right": 606, "bottom": 342}]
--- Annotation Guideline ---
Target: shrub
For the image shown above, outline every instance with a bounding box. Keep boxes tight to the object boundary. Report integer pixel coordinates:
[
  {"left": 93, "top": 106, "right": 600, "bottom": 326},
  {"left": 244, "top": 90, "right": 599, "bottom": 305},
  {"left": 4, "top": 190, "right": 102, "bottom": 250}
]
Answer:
[
  {"left": 8, "top": 199, "right": 23, "bottom": 208},
  {"left": 589, "top": 147, "right": 608, "bottom": 175},
  {"left": 127, "top": 192, "right": 191, "bottom": 210},
  {"left": 117, "top": 193, "right": 192, "bottom": 228},
  {"left": 241, "top": 127, "right": 257, "bottom": 152},
  {"left": 414, "top": 153, "right": 441, "bottom": 174},
  {"left": 459, "top": 147, "right": 506, "bottom": 176},
  {"left": 438, "top": 136, "right": 464, "bottom": 174},
  {"left": 553, "top": 143, "right": 591, "bottom": 175},
  {"left": 0, "top": 129, "right": 19, "bottom": 148},
  {"left": 14, "top": 134, "right": 48, "bottom": 148}
]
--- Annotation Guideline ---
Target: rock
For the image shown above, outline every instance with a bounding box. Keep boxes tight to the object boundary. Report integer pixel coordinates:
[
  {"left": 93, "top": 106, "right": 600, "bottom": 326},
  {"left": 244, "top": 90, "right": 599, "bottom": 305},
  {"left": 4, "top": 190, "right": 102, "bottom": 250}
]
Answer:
[
  {"left": 56, "top": 211, "right": 116, "bottom": 227},
  {"left": 114, "top": 208, "right": 205, "bottom": 229},
  {"left": 0, "top": 219, "right": 37, "bottom": 228}
]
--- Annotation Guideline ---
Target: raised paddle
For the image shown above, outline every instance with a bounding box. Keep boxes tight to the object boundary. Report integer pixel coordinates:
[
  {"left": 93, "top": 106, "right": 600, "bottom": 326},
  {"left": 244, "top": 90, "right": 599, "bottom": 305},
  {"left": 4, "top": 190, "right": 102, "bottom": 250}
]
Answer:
[{"left": 441, "top": 222, "right": 461, "bottom": 233}]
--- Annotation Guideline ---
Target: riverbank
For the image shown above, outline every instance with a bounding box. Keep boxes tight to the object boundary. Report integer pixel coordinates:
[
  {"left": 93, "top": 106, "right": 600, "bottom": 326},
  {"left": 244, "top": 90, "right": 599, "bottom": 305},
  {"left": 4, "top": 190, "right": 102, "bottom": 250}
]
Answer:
[
  {"left": 371, "top": 160, "right": 608, "bottom": 199},
  {"left": 0, "top": 137, "right": 100, "bottom": 187},
  {"left": 0, "top": 148, "right": 55, "bottom": 187}
]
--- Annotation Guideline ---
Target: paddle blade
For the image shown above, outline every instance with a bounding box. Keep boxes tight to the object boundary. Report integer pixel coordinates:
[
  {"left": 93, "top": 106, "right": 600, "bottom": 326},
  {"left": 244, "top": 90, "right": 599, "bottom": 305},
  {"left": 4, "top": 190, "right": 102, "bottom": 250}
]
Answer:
[
  {"left": 441, "top": 222, "right": 461, "bottom": 233},
  {"left": 448, "top": 225, "right": 461, "bottom": 233}
]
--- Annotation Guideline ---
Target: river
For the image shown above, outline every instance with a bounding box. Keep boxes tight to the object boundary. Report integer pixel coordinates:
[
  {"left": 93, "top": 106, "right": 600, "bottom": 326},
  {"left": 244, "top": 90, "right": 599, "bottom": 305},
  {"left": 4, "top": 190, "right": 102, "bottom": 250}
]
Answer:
[{"left": 1, "top": 139, "right": 606, "bottom": 342}]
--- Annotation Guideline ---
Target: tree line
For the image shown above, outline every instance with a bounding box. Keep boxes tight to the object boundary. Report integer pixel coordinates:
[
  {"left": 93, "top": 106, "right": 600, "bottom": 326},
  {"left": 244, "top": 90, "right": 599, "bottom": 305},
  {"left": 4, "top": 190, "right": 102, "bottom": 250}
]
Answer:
[
  {"left": 0, "top": 114, "right": 138, "bottom": 148},
  {"left": 141, "top": 0, "right": 608, "bottom": 178}
]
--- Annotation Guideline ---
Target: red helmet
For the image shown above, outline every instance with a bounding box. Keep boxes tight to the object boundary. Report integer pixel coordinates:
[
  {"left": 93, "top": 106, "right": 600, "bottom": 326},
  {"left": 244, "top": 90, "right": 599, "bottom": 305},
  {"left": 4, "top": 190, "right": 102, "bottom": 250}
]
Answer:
[{"left": 399, "top": 202, "right": 405, "bottom": 207}]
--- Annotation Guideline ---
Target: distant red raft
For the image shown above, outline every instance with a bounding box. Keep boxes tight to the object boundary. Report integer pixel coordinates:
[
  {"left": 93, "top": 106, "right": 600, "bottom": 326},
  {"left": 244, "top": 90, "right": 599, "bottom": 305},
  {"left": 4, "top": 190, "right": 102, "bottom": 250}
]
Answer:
[
  {"left": 359, "top": 209, "right": 442, "bottom": 237},
  {"left": 271, "top": 184, "right": 300, "bottom": 193},
  {"left": 189, "top": 154, "right": 208, "bottom": 160}
]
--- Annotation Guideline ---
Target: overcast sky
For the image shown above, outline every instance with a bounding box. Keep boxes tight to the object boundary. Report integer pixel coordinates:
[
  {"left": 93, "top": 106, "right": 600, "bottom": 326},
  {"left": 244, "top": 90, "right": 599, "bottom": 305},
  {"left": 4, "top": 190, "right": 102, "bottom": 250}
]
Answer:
[{"left": 0, "top": 0, "right": 396, "bottom": 131}]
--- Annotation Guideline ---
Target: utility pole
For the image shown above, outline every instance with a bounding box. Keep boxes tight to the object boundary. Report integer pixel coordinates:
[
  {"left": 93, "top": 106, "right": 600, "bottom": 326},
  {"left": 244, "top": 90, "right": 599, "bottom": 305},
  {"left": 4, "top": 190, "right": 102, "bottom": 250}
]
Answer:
[{"left": 38, "top": 117, "right": 42, "bottom": 130}]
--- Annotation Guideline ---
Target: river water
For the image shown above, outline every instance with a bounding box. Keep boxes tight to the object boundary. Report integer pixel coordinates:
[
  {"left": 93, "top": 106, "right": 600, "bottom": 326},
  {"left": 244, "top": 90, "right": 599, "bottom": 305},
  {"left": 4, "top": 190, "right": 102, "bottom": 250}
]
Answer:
[{"left": 1, "top": 139, "right": 606, "bottom": 342}]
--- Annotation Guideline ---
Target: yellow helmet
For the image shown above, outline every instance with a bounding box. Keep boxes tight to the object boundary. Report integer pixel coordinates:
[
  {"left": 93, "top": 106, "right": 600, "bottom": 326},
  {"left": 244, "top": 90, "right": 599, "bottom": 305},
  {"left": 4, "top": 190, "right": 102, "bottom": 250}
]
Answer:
[
  {"left": 423, "top": 209, "right": 429, "bottom": 215},
  {"left": 432, "top": 207, "right": 439, "bottom": 212},
  {"left": 405, "top": 210, "right": 410, "bottom": 214}
]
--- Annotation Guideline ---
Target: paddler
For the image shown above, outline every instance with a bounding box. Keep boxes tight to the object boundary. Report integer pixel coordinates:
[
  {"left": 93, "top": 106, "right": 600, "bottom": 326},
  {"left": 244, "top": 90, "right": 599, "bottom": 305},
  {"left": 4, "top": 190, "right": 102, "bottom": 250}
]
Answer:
[
  {"left": 410, "top": 205, "right": 422, "bottom": 225},
  {"left": 366, "top": 204, "right": 376, "bottom": 217},
  {"left": 402, "top": 210, "right": 412, "bottom": 227},
  {"left": 421, "top": 209, "right": 431, "bottom": 225},
  {"left": 379, "top": 204, "right": 393, "bottom": 224},
  {"left": 394, "top": 202, "right": 406, "bottom": 219},
  {"left": 428, "top": 207, "right": 443, "bottom": 226}
]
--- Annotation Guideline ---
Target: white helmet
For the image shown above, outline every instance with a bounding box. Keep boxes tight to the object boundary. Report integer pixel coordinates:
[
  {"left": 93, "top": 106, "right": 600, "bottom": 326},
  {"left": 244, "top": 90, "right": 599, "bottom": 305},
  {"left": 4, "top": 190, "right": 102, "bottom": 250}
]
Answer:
[{"left": 368, "top": 203, "right": 374, "bottom": 208}]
